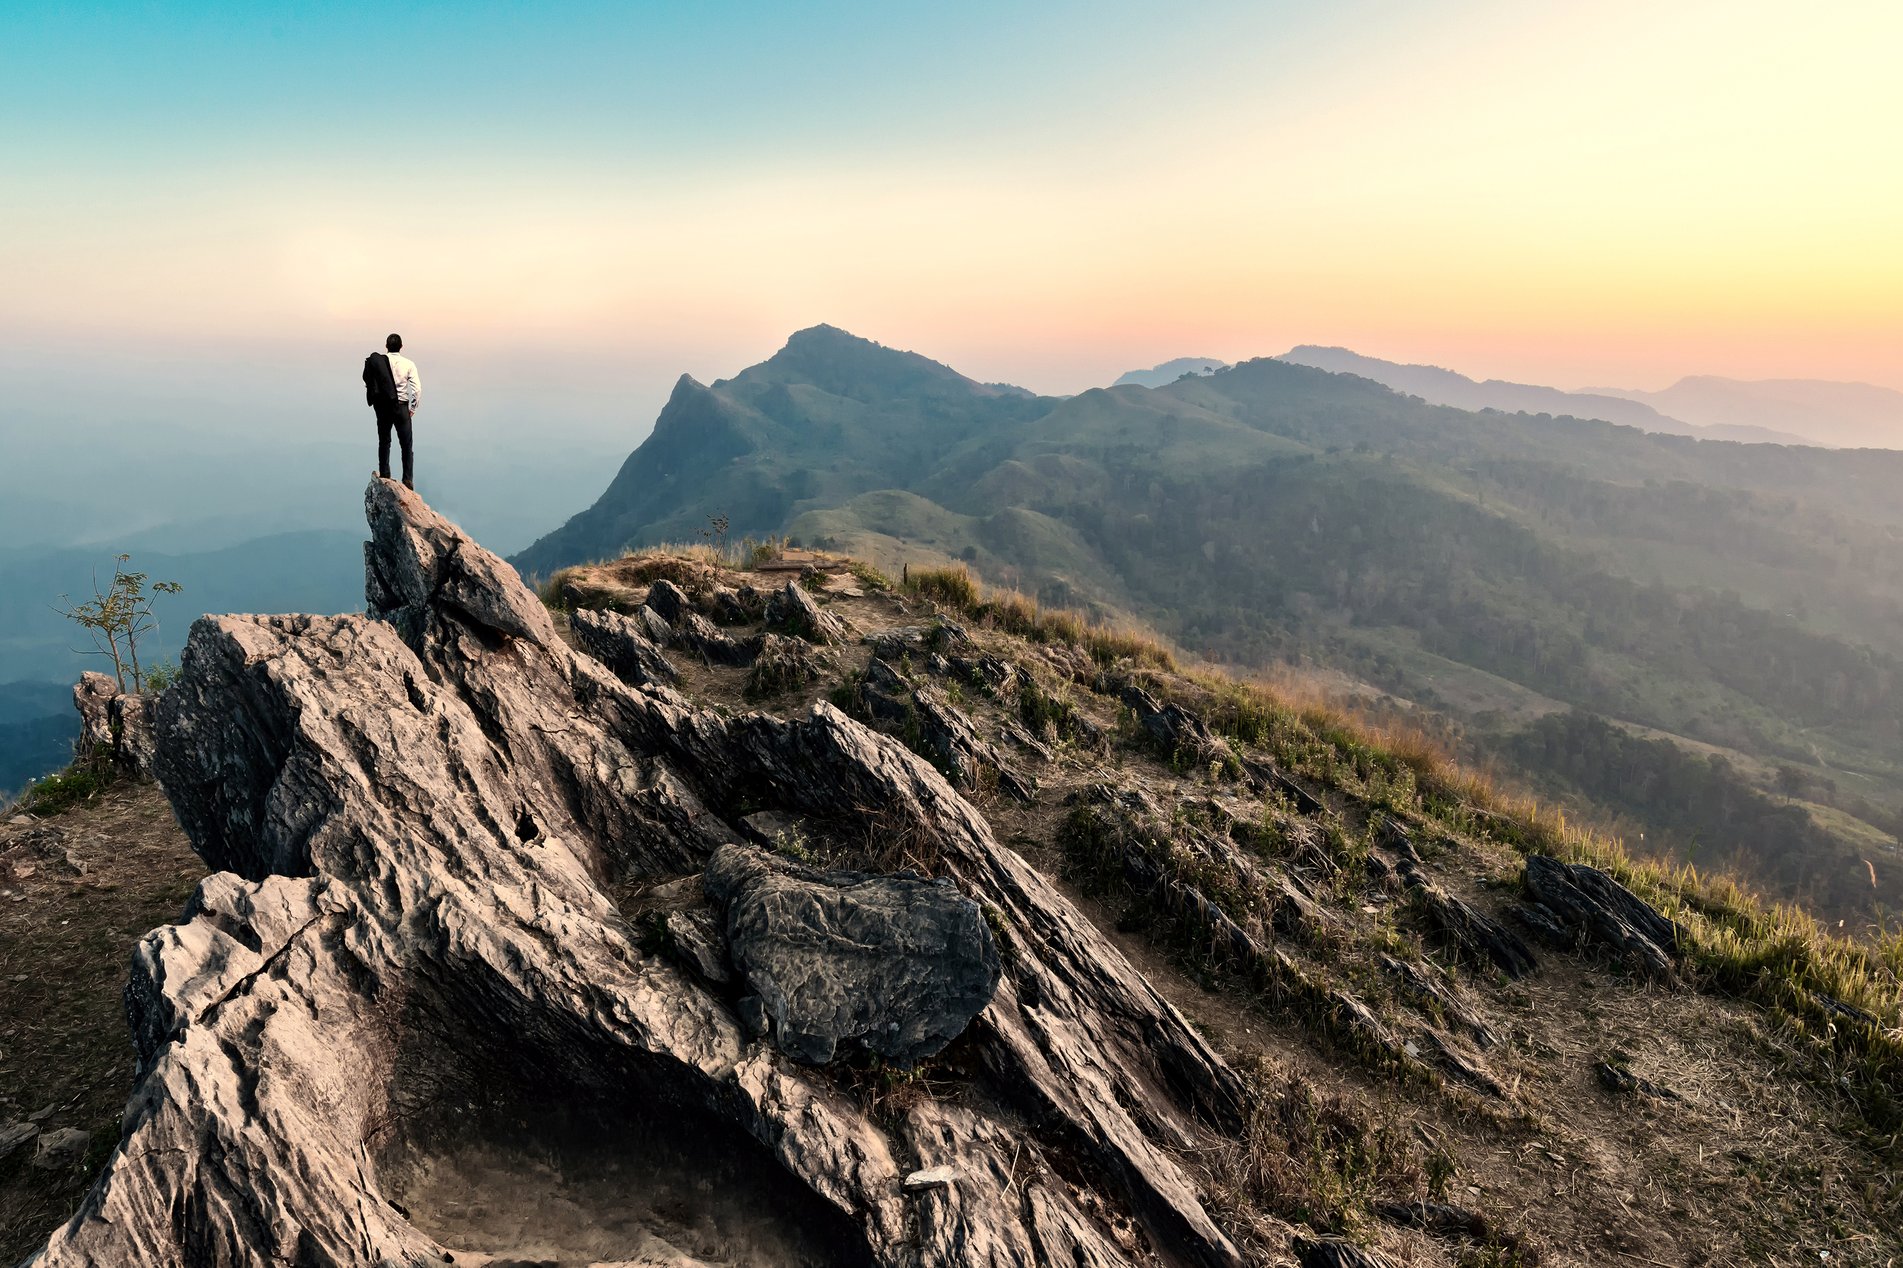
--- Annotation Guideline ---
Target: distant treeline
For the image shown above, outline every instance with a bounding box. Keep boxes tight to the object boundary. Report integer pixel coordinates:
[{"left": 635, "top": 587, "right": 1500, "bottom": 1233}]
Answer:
[{"left": 1503, "top": 710, "right": 1897, "bottom": 923}]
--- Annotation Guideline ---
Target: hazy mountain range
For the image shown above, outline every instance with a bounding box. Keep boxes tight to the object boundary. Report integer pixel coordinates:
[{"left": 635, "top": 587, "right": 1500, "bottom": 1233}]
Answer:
[
  {"left": 518, "top": 324, "right": 1903, "bottom": 923},
  {"left": 1271, "top": 347, "right": 1819, "bottom": 445},
  {"left": 1112, "top": 357, "right": 1230, "bottom": 389},
  {"left": 1591, "top": 375, "right": 1903, "bottom": 450}
]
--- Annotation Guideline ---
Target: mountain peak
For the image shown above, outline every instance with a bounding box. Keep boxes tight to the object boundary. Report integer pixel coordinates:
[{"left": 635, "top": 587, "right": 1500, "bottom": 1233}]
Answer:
[{"left": 730, "top": 325, "right": 1006, "bottom": 400}]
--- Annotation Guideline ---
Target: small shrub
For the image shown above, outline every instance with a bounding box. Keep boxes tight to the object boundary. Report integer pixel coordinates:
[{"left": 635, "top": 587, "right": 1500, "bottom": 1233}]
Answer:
[
  {"left": 20, "top": 748, "right": 118, "bottom": 817},
  {"left": 771, "top": 828, "right": 814, "bottom": 863},
  {"left": 142, "top": 660, "right": 181, "bottom": 693},
  {"left": 1208, "top": 1053, "right": 1422, "bottom": 1234}
]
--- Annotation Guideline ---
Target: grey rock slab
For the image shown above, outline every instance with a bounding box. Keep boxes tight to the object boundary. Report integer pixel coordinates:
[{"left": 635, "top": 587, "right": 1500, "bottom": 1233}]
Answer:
[
  {"left": 571, "top": 605, "right": 681, "bottom": 686},
  {"left": 764, "top": 580, "right": 847, "bottom": 645},
  {"left": 704, "top": 843, "right": 1001, "bottom": 1066},
  {"left": 32, "top": 1127, "right": 91, "bottom": 1171},
  {"left": 0, "top": 1119, "right": 37, "bottom": 1165},
  {"left": 903, "top": 1165, "right": 957, "bottom": 1192},
  {"left": 1524, "top": 855, "right": 1683, "bottom": 980}
]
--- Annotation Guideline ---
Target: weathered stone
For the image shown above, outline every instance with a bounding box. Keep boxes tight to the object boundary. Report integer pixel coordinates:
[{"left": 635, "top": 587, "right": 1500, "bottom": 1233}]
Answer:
[
  {"left": 1373, "top": 1199, "right": 1493, "bottom": 1242},
  {"left": 1524, "top": 856, "right": 1683, "bottom": 980},
  {"left": 1380, "top": 954, "right": 1498, "bottom": 1048},
  {"left": 570, "top": 606, "right": 680, "bottom": 686},
  {"left": 73, "top": 671, "right": 119, "bottom": 752},
  {"left": 765, "top": 580, "right": 848, "bottom": 645},
  {"left": 32, "top": 1127, "right": 91, "bottom": 1171},
  {"left": 644, "top": 577, "right": 695, "bottom": 625},
  {"left": 903, "top": 1165, "right": 957, "bottom": 1193},
  {"left": 0, "top": 1119, "right": 37, "bottom": 1165},
  {"left": 70, "top": 670, "right": 159, "bottom": 777},
  {"left": 1373, "top": 818, "right": 1535, "bottom": 978},
  {"left": 1294, "top": 1237, "right": 1399, "bottom": 1268},
  {"left": 704, "top": 843, "right": 1001, "bottom": 1066},
  {"left": 1595, "top": 1059, "right": 1680, "bottom": 1101},
  {"left": 675, "top": 607, "right": 758, "bottom": 666},
  {"left": 859, "top": 658, "right": 1036, "bottom": 802},
  {"left": 709, "top": 584, "right": 761, "bottom": 625},
  {"left": 32, "top": 477, "right": 1246, "bottom": 1268},
  {"left": 660, "top": 908, "right": 732, "bottom": 985},
  {"left": 736, "top": 993, "right": 771, "bottom": 1039}
]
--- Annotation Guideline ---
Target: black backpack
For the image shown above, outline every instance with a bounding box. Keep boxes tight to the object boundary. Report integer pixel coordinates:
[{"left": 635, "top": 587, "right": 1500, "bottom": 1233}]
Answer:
[{"left": 362, "top": 352, "right": 398, "bottom": 407}]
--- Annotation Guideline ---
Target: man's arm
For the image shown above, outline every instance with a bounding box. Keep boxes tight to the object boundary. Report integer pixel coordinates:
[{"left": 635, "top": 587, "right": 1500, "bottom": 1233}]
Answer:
[{"left": 409, "top": 361, "right": 421, "bottom": 411}]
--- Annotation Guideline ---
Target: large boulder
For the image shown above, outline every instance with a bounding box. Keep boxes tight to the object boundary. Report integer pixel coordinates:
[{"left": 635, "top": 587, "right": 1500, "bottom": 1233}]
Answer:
[{"left": 703, "top": 843, "right": 1001, "bottom": 1066}]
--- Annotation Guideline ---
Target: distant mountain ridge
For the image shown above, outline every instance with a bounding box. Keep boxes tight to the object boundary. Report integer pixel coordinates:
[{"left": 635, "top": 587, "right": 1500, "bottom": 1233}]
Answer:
[
  {"left": 517, "top": 325, "right": 1903, "bottom": 922},
  {"left": 1113, "top": 357, "right": 1230, "bottom": 388},
  {"left": 1276, "top": 346, "right": 1815, "bottom": 445},
  {"left": 1590, "top": 375, "right": 1903, "bottom": 450}
]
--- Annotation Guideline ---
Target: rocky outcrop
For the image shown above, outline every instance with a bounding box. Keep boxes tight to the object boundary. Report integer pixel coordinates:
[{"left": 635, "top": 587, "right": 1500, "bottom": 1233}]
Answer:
[
  {"left": 703, "top": 843, "right": 1001, "bottom": 1065},
  {"left": 858, "top": 658, "right": 1037, "bottom": 802},
  {"left": 1372, "top": 820, "right": 1537, "bottom": 980},
  {"left": 70, "top": 671, "right": 156, "bottom": 778},
  {"left": 31, "top": 478, "right": 1247, "bottom": 1268},
  {"left": 569, "top": 606, "right": 680, "bottom": 686},
  {"left": 1522, "top": 856, "right": 1684, "bottom": 980},
  {"left": 764, "top": 580, "right": 847, "bottom": 645}
]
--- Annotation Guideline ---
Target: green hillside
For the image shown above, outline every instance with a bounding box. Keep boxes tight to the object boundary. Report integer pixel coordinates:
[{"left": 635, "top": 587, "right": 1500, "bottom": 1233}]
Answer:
[{"left": 514, "top": 327, "right": 1903, "bottom": 927}]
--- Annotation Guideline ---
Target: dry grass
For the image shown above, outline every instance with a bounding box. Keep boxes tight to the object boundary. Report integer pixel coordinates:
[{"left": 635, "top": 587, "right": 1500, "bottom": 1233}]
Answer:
[
  {"left": 902, "top": 564, "right": 1174, "bottom": 671},
  {"left": 538, "top": 545, "right": 731, "bottom": 612},
  {"left": 1129, "top": 665, "right": 1903, "bottom": 1145}
]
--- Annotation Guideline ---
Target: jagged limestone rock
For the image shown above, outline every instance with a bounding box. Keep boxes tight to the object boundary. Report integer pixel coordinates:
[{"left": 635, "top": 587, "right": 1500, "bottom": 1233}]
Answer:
[
  {"left": 71, "top": 672, "right": 118, "bottom": 754},
  {"left": 643, "top": 577, "right": 695, "bottom": 625},
  {"left": 70, "top": 671, "right": 158, "bottom": 778},
  {"left": 31, "top": 477, "right": 1246, "bottom": 1268},
  {"left": 859, "top": 657, "right": 1036, "bottom": 802},
  {"left": 764, "top": 579, "right": 847, "bottom": 645},
  {"left": 570, "top": 605, "right": 681, "bottom": 686},
  {"left": 1523, "top": 855, "right": 1684, "bottom": 980},
  {"left": 704, "top": 843, "right": 1001, "bottom": 1066}
]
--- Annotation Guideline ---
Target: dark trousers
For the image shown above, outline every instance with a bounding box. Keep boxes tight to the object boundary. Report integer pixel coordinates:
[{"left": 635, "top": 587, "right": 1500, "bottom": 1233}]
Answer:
[{"left": 375, "top": 402, "right": 414, "bottom": 484}]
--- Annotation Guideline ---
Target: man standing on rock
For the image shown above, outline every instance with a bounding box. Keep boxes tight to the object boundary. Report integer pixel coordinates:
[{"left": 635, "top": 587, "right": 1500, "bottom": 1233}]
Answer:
[{"left": 362, "top": 333, "right": 422, "bottom": 490}]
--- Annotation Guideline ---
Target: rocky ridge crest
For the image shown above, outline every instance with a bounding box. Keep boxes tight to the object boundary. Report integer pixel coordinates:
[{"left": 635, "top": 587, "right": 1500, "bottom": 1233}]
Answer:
[{"left": 30, "top": 479, "right": 1249, "bottom": 1267}]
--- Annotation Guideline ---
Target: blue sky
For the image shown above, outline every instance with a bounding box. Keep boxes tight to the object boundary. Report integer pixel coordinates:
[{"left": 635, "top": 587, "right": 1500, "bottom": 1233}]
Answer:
[{"left": 3, "top": 0, "right": 1899, "bottom": 416}]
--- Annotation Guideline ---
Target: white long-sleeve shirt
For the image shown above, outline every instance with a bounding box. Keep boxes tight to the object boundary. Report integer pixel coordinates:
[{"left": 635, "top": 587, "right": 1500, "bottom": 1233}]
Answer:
[{"left": 388, "top": 351, "right": 421, "bottom": 409}]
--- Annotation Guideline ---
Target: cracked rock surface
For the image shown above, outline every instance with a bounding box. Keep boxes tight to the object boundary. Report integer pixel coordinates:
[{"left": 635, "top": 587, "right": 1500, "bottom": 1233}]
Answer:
[
  {"left": 28, "top": 478, "right": 1245, "bottom": 1268},
  {"left": 704, "top": 843, "right": 1002, "bottom": 1066}
]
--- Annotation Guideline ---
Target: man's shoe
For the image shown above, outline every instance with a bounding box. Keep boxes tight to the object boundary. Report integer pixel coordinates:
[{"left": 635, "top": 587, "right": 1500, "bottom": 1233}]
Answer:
[{"left": 403, "top": 479, "right": 415, "bottom": 491}]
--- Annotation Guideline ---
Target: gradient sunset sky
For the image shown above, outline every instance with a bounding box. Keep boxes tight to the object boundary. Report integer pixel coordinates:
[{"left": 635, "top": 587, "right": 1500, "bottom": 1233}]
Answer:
[{"left": 5, "top": 0, "right": 1900, "bottom": 415}]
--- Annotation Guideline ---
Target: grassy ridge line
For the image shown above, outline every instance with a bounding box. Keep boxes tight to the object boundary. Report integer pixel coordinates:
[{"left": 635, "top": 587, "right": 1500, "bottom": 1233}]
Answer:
[{"left": 899, "top": 562, "right": 1903, "bottom": 1144}]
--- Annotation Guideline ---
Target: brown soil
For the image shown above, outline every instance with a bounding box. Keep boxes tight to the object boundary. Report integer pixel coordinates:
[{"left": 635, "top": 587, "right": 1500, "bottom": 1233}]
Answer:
[{"left": 0, "top": 781, "right": 205, "bottom": 1263}]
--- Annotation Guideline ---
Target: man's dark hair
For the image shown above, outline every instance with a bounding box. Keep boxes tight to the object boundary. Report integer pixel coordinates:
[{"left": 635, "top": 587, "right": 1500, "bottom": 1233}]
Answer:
[{"left": 386, "top": 333, "right": 403, "bottom": 353}]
